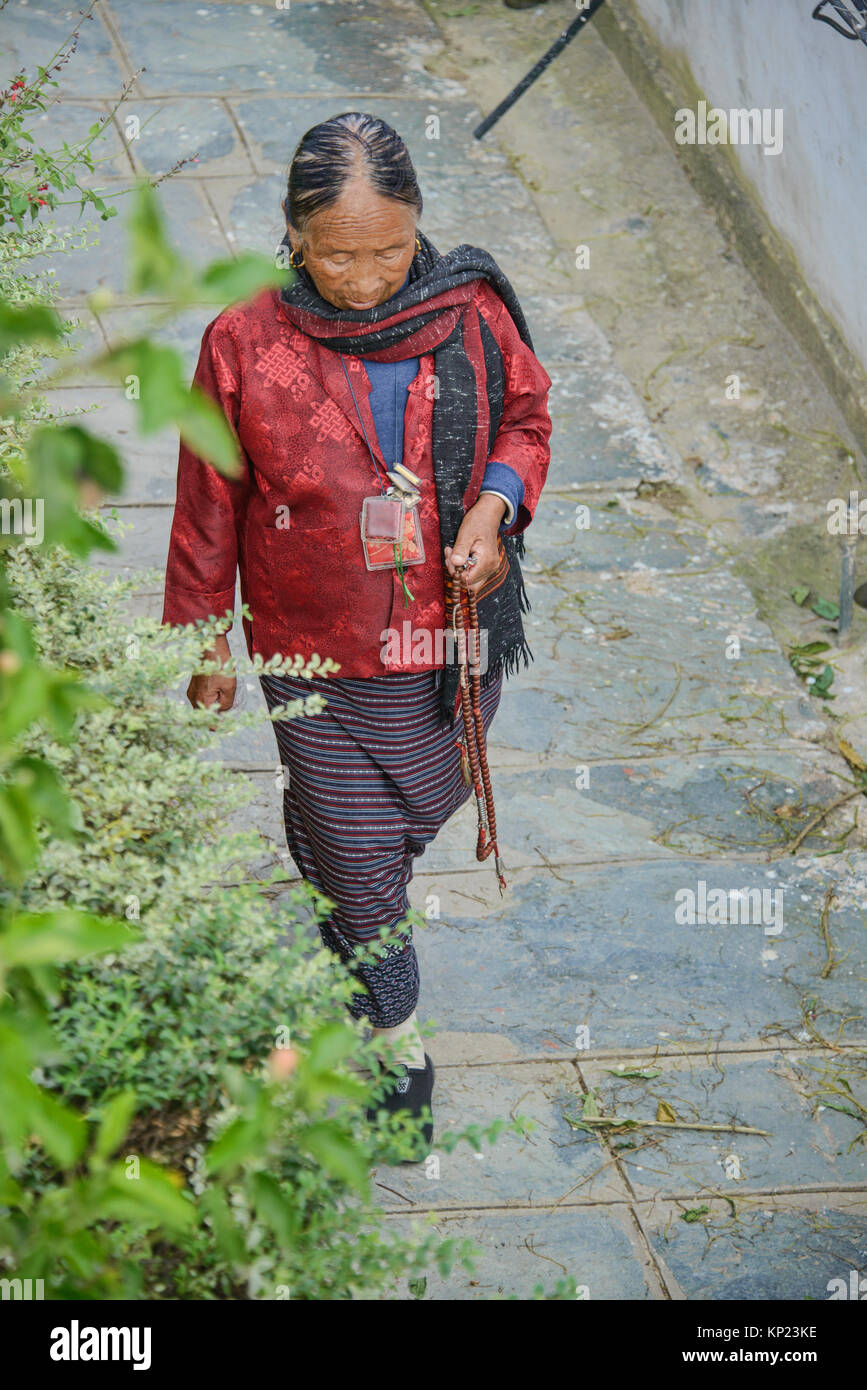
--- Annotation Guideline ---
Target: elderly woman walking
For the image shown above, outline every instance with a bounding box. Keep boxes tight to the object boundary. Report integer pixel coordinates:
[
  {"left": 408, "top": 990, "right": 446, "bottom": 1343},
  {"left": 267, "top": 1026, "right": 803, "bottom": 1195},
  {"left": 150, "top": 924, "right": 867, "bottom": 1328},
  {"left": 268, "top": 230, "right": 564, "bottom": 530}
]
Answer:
[{"left": 162, "top": 112, "right": 551, "bottom": 1153}]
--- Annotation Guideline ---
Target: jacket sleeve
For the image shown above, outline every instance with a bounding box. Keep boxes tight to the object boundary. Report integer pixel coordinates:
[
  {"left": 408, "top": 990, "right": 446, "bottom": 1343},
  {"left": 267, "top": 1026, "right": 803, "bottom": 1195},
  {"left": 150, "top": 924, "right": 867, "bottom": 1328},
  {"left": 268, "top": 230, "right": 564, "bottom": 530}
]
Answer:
[
  {"left": 161, "top": 315, "right": 252, "bottom": 631},
  {"left": 477, "top": 285, "right": 552, "bottom": 535},
  {"left": 479, "top": 458, "right": 524, "bottom": 529}
]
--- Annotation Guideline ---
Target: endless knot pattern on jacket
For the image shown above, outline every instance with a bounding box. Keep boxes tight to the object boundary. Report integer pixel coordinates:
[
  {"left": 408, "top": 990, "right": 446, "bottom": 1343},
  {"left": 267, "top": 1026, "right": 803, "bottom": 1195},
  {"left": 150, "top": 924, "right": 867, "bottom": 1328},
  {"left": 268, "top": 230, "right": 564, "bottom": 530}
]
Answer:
[
  {"left": 254, "top": 342, "right": 311, "bottom": 396},
  {"left": 310, "top": 399, "right": 354, "bottom": 444}
]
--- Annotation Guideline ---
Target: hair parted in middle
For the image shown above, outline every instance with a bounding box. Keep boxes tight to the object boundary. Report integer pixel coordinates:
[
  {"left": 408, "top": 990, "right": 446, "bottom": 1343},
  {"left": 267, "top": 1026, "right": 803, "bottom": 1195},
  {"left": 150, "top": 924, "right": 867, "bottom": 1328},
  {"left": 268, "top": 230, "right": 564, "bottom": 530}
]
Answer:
[{"left": 284, "top": 111, "right": 423, "bottom": 230}]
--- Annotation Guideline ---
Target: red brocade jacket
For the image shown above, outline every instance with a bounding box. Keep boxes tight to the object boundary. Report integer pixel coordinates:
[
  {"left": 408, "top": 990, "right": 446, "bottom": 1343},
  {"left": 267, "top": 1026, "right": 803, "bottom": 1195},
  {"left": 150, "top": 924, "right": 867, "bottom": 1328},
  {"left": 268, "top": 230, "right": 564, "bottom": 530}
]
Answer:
[{"left": 161, "top": 280, "right": 552, "bottom": 676}]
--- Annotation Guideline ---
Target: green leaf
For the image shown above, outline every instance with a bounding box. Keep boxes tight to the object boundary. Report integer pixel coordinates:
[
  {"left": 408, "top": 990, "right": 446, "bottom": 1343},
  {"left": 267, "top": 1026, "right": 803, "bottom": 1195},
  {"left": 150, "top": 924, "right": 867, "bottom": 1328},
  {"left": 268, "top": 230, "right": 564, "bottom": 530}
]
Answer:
[
  {"left": 7, "top": 755, "right": 78, "bottom": 838},
  {"left": 103, "top": 1159, "right": 194, "bottom": 1232},
  {"left": 199, "top": 1187, "right": 245, "bottom": 1262},
  {"left": 310, "top": 1068, "right": 370, "bottom": 1102},
  {"left": 100, "top": 339, "right": 186, "bottom": 434},
  {"left": 810, "top": 664, "right": 835, "bottom": 697},
  {"left": 811, "top": 597, "right": 840, "bottom": 621},
  {"left": 93, "top": 1089, "right": 138, "bottom": 1160},
  {"left": 24, "top": 424, "right": 123, "bottom": 555},
  {"left": 300, "top": 1121, "right": 370, "bottom": 1194},
  {"left": 581, "top": 1090, "right": 600, "bottom": 1118},
  {"left": 28, "top": 421, "right": 123, "bottom": 494},
  {"left": 197, "top": 251, "right": 285, "bottom": 305},
  {"left": 791, "top": 641, "right": 832, "bottom": 658},
  {"left": 127, "top": 181, "right": 186, "bottom": 296},
  {"left": 176, "top": 386, "right": 241, "bottom": 476},
  {"left": 0, "top": 784, "right": 40, "bottom": 879},
  {"left": 0, "top": 661, "right": 105, "bottom": 752},
  {"left": 0, "top": 1169, "right": 24, "bottom": 1205},
  {"left": 0, "top": 909, "right": 136, "bottom": 969},
  {"left": 304, "top": 1021, "right": 358, "bottom": 1074},
  {"left": 0, "top": 1071, "right": 88, "bottom": 1168},
  {"left": 680, "top": 1205, "right": 710, "bottom": 1224},
  {"left": 820, "top": 1101, "right": 859, "bottom": 1120},
  {"left": 33, "top": 1088, "right": 89, "bottom": 1167},
  {"left": 251, "top": 1172, "right": 297, "bottom": 1249},
  {"left": 790, "top": 585, "right": 810, "bottom": 606},
  {"left": 605, "top": 1067, "right": 662, "bottom": 1080},
  {"left": 0, "top": 302, "right": 63, "bottom": 356},
  {"left": 205, "top": 1116, "right": 261, "bottom": 1175}
]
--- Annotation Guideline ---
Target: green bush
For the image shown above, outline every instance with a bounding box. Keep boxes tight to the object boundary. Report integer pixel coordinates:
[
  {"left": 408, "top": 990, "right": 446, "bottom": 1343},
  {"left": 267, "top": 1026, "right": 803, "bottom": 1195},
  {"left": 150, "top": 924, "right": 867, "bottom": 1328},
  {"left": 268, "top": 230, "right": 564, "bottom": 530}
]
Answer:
[{"left": 8, "top": 541, "right": 313, "bottom": 1111}]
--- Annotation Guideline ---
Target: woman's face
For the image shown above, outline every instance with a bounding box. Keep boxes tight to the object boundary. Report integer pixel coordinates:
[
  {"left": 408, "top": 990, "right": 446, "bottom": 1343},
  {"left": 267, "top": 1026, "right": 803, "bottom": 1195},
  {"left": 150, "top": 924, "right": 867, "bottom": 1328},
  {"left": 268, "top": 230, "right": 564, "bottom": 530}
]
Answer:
[{"left": 287, "top": 178, "right": 417, "bottom": 311}]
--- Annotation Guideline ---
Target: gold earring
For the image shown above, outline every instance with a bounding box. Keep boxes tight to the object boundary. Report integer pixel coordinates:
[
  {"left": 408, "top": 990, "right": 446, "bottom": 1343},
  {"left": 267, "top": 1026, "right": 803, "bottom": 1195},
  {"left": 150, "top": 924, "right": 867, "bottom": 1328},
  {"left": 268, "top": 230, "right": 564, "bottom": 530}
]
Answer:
[
  {"left": 289, "top": 247, "right": 305, "bottom": 268},
  {"left": 415, "top": 236, "right": 422, "bottom": 254}
]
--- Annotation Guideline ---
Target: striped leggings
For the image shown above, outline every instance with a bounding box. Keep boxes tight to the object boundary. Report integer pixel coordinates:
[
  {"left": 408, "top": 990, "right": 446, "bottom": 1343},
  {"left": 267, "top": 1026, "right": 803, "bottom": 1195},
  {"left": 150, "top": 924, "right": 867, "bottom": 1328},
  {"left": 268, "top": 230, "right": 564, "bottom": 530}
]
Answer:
[{"left": 260, "top": 668, "right": 502, "bottom": 1027}]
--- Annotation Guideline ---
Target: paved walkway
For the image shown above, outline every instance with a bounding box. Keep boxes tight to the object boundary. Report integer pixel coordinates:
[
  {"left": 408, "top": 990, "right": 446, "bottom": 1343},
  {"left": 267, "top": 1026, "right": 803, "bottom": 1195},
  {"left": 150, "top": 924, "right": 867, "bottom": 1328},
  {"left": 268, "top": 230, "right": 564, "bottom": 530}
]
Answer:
[{"left": 10, "top": 0, "right": 866, "bottom": 1299}]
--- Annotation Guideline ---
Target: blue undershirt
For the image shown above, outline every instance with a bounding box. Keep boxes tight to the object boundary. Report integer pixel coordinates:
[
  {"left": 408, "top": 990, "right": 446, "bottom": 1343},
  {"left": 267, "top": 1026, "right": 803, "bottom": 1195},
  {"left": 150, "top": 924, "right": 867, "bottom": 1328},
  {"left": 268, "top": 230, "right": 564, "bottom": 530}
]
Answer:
[{"left": 362, "top": 270, "right": 524, "bottom": 529}]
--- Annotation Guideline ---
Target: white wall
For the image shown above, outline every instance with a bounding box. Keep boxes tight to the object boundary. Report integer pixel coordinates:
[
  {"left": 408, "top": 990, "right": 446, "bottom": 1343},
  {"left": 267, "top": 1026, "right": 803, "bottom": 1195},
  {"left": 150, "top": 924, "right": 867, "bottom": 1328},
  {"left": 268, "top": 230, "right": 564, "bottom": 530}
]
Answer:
[{"left": 631, "top": 0, "right": 867, "bottom": 372}]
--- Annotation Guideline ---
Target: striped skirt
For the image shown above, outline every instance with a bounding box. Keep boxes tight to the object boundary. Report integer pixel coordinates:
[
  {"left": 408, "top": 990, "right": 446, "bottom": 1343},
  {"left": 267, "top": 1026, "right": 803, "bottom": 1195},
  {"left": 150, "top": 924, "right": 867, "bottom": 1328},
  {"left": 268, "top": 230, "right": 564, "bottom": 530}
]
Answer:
[{"left": 260, "top": 668, "right": 502, "bottom": 1028}]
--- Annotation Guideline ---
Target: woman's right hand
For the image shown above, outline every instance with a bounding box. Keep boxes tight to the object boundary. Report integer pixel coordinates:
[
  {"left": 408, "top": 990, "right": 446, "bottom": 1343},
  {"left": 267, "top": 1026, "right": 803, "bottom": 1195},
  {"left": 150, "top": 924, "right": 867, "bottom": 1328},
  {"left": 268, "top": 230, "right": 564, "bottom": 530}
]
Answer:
[{"left": 186, "top": 633, "right": 236, "bottom": 723}]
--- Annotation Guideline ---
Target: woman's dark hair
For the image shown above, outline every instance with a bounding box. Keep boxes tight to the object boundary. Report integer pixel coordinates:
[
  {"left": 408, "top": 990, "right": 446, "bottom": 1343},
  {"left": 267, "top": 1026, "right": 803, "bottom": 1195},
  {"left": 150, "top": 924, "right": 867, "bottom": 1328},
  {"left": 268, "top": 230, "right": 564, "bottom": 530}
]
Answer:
[{"left": 284, "top": 112, "right": 423, "bottom": 231}]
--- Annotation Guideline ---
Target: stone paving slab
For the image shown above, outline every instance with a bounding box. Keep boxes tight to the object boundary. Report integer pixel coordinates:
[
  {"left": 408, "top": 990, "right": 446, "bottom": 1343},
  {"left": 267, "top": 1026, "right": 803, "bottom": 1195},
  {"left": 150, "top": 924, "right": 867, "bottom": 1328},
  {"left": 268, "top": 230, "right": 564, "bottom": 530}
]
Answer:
[
  {"left": 405, "top": 859, "right": 866, "bottom": 1054},
  {"left": 643, "top": 1203, "right": 867, "bottom": 1301},
  {"left": 524, "top": 576, "right": 827, "bottom": 753},
  {"left": 527, "top": 493, "right": 717, "bottom": 575},
  {"left": 28, "top": 101, "right": 130, "bottom": 179},
  {"left": 580, "top": 1052, "right": 867, "bottom": 1197},
  {"left": 0, "top": 1, "right": 121, "bottom": 96},
  {"left": 108, "top": 0, "right": 460, "bottom": 101},
  {"left": 38, "top": 179, "right": 227, "bottom": 304},
  {"left": 547, "top": 750, "right": 848, "bottom": 859},
  {"left": 386, "top": 1206, "right": 656, "bottom": 1300},
  {"left": 122, "top": 569, "right": 818, "bottom": 771},
  {"left": 373, "top": 1060, "right": 629, "bottom": 1209},
  {"left": 547, "top": 363, "right": 684, "bottom": 489},
  {"left": 199, "top": 172, "right": 297, "bottom": 260},
  {"left": 232, "top": 764, "right": 675, "bottom": 880},
  {"left": 101, "top": 505, "right": 825, "bottom": 769},
  {"left": 512, "top": 296, "right": 613, "bottom": 371},
  {"left": 126, "top": 98, "right": 251, "bottom": 178},
  {"left": 89, "top": 502, "right": 841, "bottom": 781}
]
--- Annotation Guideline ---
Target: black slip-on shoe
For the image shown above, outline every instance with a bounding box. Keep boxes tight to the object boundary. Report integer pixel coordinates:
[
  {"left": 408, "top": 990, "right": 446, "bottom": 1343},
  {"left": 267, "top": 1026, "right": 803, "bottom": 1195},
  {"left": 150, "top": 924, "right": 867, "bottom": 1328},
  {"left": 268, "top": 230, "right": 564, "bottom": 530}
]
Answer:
[{"left": 366, "top": 1053, "right": 435, "bottom": 1162}]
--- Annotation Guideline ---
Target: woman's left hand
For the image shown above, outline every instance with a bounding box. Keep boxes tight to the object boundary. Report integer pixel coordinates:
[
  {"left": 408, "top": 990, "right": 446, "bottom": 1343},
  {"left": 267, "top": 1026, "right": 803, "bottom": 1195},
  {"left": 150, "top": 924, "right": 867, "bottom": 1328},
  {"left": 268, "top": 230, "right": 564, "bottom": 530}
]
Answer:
[{"left": 444, "top": 493, "right": 507, "bottom": 595}]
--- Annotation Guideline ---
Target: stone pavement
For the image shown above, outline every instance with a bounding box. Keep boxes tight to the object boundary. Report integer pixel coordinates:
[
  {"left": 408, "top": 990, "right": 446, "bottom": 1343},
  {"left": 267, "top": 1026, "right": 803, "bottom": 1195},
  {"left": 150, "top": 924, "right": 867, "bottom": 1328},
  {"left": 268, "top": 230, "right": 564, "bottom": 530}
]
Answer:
[{"left": 9, "top": 0, "right": 866, "bottom": 1299}]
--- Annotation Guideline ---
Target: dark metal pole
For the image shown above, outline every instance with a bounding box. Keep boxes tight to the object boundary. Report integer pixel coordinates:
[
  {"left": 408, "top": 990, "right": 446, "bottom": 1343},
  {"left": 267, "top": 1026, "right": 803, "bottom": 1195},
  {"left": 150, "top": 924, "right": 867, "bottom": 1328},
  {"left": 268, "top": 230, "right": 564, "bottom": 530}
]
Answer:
[
  {"left": 474, "top": 0, "right": 607, "bottom": 140},
  {"left": 839, "top": 495, "right": 858, "bottom": 643}
]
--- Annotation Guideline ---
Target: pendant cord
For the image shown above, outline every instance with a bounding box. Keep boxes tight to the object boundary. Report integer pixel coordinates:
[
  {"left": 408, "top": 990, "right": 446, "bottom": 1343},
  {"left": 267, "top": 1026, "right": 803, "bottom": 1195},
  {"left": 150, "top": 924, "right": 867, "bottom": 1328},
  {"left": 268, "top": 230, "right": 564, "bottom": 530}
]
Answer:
[
  {"left": 340, "top": 355, "right": 390, "bottom": 494},
  {"left": 343, "top": 355, "right": 415, "bottom": 606}
]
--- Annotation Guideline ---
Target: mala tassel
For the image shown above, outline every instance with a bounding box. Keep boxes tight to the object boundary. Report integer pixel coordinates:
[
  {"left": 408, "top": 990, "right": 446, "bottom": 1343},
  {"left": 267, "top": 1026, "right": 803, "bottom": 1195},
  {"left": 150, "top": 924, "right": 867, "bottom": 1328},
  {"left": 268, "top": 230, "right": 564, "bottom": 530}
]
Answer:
[
  {"left": 460, "top": 743, "right": 472, "bottom": 787},
  {"left": 393, "top": 541, "right": 415, "bottom": 606}
]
